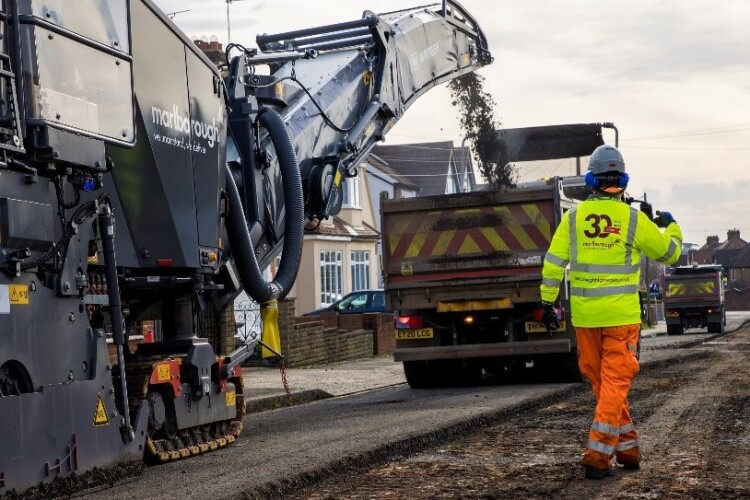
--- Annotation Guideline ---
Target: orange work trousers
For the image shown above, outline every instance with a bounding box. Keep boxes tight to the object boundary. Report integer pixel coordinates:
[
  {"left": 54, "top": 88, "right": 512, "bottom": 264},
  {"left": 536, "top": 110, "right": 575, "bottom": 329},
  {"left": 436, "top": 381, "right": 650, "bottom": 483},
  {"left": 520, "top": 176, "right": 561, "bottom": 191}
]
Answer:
[{"left": 575, "top": 324, "right": 642, "bottom": 470}]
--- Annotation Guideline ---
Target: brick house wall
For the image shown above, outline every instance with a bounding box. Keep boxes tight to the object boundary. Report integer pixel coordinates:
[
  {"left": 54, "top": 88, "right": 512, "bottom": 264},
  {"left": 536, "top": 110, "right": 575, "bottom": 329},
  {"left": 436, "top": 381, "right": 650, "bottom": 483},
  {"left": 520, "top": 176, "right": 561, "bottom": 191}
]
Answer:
[{"left": 725, "top": 289, "right": 750, "bottom": 311}]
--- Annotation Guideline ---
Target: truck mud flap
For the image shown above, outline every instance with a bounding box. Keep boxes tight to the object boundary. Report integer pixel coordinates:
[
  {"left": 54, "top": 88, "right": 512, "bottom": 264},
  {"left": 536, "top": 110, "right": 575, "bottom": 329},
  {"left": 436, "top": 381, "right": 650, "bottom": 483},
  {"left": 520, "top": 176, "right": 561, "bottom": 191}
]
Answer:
[{"left": 394, "top": 339, "right": 572, "bottom": 362}]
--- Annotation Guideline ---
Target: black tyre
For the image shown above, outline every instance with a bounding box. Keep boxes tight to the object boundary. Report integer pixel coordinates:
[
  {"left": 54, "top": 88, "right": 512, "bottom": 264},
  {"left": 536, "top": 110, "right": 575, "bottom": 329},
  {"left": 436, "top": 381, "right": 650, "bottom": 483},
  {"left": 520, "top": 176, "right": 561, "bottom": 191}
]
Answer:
[
  {"left": 561, "top": 352, "right": 583, "bottom": 383},
  {"left": 403, "top": 360, "right": 447, "bottom": 388},
  {"left": 667, "top": 324, "right": 684, "bottom": 336},
  {"left": 707, "top": 322, "right": 724, "bottom": 334},
  {"left": 536, "top": 353, "right": 582, "bottom": 383}
]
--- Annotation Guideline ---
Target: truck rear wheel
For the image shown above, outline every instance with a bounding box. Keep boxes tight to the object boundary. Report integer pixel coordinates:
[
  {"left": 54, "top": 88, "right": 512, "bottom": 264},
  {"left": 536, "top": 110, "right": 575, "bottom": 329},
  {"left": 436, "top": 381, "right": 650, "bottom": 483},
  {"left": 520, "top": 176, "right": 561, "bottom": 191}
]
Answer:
[
  {"left": 403, "top": 360, "right": 448, "bottom": 388},
  {"left": 667, "top": 324, "right": 684, "bottom": 335},
  {"left": 453, "top": 361, "right": 483, "bottom": 387},
  {"left": 707, "top": 322, "right": 724, "bottom": 334},
  {"left": 536, "top": 353, "right": 581, "bottom": 383}
]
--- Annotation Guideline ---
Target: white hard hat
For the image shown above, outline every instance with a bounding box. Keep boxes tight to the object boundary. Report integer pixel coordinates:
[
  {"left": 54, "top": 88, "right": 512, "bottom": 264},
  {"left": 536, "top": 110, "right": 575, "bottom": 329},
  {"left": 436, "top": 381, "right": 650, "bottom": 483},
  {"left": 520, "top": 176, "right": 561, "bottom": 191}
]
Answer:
[{"left": 588, "top": 145, "right": 625, "bottom": 175}]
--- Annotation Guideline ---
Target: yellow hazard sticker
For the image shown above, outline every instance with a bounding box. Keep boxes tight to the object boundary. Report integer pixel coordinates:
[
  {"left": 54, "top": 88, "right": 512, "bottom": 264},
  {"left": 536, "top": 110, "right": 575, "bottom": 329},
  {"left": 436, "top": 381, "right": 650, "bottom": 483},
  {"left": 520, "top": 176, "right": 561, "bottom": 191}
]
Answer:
[
  {"left": 225, "top": 390, "right": 236, "bottom": 407},
  {"left": 93, "top": 394, "right": 110, "bottom": 426},
  {"left": 9, "top": 284, "right": 29, "bottom": 305},
  {"left": 156, "top": 363, "right": 171, "bottom": 382}
]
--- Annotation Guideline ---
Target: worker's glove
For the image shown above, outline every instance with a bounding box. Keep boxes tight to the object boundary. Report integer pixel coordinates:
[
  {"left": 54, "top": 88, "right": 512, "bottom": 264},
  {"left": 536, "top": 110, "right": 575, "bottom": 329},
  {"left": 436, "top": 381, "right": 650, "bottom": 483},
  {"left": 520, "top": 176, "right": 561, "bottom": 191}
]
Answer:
[
  {"left": 654, "top": 211, "right": 676, "bottom": 228},
  {"left": 541, "top": 302, "right": 560, "bottom": 332}
]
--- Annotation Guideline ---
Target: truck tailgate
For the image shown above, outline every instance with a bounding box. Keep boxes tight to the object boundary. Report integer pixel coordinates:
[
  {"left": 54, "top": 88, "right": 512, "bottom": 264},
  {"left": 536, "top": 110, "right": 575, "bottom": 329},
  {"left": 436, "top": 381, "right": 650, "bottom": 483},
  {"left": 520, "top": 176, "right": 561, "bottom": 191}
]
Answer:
[
  {"left": 381, "top": 186, "right": 559, "bottom": 287},
  {"left": 664, "top": 276, "right": 721, "bottom": 304}
]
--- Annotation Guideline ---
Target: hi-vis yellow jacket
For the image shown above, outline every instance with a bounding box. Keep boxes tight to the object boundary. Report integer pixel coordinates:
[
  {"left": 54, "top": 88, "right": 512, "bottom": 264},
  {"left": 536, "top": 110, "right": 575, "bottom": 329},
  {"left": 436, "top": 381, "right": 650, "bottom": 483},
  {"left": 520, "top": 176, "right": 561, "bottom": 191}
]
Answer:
[{"left": 540, "top": 194, "right": 683, "bottom": 327}]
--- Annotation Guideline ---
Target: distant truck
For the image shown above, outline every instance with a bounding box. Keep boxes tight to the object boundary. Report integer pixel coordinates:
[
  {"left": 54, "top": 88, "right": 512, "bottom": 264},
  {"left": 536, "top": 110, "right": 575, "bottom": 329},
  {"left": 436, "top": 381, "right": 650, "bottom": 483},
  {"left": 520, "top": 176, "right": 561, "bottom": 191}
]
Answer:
[
  {"left": 381, "top": 178, "right": 582, "bottom": 387},
  {"left": 664, "top": 265, "right": 726, "bottom": 335}
]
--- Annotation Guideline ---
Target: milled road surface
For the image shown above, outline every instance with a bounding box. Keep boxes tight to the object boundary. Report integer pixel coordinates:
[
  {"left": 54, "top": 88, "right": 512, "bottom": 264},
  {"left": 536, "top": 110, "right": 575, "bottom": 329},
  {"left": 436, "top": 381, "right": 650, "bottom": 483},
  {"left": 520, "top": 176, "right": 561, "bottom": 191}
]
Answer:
[
  {"left": 290, "top": 327, "right": 750, "bottom": 499},
  {"left": 8, "top": 321, "right": 744, "bottom": 500},
  {"left": 72, "top": 327, "right": 744, "bottom": 500}
]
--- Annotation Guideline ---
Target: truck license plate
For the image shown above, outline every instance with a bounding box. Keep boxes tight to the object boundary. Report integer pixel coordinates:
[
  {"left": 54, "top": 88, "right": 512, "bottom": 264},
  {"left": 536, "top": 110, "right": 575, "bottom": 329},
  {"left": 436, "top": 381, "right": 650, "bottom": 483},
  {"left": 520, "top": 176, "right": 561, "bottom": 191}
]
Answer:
[
  {"left": 395, "top": 328, "right": 433, "bottom": 340},
  {"left": 525, "top": 321, "right": 566, "bottom": 333}
]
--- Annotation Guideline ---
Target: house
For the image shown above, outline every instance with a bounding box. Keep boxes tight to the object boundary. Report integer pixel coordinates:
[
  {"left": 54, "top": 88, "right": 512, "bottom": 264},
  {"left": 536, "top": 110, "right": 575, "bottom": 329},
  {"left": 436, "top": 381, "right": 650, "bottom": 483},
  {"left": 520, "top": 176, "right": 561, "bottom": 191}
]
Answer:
[
  {"left": 679, "top": 229, "right": 747, "bottom": 267},
  {"left": 291, "top": 165, "right": 381, "bottom": 315}
]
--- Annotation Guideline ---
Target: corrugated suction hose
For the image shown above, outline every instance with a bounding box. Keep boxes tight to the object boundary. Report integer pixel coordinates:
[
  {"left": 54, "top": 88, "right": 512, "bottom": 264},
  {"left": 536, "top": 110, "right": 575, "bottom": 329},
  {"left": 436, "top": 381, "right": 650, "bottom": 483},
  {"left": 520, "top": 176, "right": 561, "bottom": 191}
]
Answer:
[{"left": 225, "top": 108, "right": 303, "bottom": 303}]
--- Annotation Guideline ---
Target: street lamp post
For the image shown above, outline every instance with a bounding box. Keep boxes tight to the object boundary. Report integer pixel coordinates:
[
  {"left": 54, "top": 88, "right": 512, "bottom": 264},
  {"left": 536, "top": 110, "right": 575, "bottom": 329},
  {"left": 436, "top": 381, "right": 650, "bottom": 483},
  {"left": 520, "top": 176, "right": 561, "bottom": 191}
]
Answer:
[{"left": 226, "top": 0, "right": 245, "bottom": 45}]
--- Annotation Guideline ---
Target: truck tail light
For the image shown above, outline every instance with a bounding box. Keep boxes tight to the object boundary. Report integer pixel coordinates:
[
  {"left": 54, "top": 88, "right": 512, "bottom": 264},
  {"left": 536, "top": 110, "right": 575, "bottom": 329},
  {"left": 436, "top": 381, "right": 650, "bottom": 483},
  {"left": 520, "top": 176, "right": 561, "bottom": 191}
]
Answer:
[{"left": 395, "top": 316, "right": 423, "bottom": 330}]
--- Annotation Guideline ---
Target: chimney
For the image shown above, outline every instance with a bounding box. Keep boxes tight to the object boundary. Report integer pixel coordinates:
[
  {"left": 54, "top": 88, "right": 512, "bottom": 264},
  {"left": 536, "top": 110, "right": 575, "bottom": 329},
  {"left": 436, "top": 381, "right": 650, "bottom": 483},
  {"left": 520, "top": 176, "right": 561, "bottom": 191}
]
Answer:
[
  {"left": 727, "top": 229, "right": 741, "bottom": 240},
  {"left": 706, "top": 235, "right": 719, "bottom": 246}
]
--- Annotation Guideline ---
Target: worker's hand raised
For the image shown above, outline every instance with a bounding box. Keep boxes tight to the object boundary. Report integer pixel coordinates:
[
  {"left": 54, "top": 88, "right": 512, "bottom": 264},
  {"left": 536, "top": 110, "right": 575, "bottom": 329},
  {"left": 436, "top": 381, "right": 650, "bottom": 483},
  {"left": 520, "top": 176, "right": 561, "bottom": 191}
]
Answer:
[
  {"left": 542, "top": 302, "right": 560, "bottom": 333},
  {"left": 654, "top": 211, "right": 676, "bottom": 228}
]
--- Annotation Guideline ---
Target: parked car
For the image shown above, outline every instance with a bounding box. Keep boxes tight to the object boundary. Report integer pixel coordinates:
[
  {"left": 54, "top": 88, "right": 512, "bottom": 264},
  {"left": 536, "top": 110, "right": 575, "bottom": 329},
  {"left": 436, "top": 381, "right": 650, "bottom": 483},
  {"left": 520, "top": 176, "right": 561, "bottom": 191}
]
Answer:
[{"left": 303, "top": 289, "right": 387, "bottom": 316}]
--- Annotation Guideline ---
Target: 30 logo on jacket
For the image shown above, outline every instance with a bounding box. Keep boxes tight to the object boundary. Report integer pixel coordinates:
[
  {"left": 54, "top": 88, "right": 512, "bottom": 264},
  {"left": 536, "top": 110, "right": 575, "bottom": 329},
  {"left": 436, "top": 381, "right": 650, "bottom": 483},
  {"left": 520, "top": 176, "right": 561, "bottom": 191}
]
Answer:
[
  {"left": 582, "top": 213, "right": 623, "bottom": 239},
  {"left": 581, "top": 213, "right": 623, "bottom": 251}
]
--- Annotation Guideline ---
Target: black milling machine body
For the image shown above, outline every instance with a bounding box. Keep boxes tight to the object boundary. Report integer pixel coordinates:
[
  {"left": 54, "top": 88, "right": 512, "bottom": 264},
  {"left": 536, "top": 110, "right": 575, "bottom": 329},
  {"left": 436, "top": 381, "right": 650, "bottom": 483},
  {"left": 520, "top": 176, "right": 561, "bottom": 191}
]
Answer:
[
  {"left": 0, "top": 0, "right": 241, "bottom": 490},
  {"left": 0, "top": 0, "right": 492, "bottom": 492}
]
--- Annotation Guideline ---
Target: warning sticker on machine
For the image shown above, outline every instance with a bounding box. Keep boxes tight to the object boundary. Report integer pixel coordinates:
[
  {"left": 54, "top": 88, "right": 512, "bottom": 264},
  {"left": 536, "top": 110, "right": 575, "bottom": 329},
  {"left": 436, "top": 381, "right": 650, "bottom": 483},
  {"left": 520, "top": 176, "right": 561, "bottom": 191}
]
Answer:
[
  {"left": 94, "top": 394, "right": 110, "bottom": 426},
  {"left": 9, "top": 284, "right": 29, "bottom": 305}
]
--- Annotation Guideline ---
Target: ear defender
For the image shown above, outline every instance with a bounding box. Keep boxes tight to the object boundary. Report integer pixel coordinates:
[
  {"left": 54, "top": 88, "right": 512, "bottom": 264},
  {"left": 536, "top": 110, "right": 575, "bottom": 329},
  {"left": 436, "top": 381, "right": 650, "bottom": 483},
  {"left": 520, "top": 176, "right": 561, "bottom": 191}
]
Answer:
[
  {"left": 585, "top": 171, "right": 629, "bottom": 189},
  {"left": 619, "top": 172, "right": 629, "bottom": 188},
  {"left": 585, "top": 171, "right": 599, "bottom": 189}
]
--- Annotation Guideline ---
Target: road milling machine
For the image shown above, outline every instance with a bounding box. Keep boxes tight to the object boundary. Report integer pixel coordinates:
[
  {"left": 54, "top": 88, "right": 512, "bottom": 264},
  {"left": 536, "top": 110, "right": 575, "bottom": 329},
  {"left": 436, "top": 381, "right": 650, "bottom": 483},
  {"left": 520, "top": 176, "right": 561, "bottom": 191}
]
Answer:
[{"left": 0, "top": 0, "right": 491, "bottom": 492}]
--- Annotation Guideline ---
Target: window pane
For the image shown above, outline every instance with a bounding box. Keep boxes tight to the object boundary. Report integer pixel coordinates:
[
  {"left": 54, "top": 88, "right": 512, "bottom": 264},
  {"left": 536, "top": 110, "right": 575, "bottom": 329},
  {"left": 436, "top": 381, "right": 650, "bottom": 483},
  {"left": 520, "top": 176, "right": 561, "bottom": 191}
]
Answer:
[
  {"left": 320, "top": 250, "right": 343, "bottom": 306},
  {"left": 342, "top": 177, "right": 360, "bottom": 208},
  {"left": 341, "top": 180, "right": 349, "bottom": 206},
  {"left": 350, "top": 250, "right": 370, "bottom": 291}
]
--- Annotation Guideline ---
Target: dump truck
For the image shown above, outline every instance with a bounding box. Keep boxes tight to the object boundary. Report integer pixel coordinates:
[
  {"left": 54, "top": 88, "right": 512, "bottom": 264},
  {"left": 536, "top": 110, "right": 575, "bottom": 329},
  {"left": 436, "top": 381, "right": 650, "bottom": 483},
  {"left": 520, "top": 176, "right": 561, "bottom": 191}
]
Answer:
[
  {"left": 382, "top": 177, "right": 583, "bottom": 387},
  {"left": 664, "top": 265, "right": 726, "bottom": 334}
]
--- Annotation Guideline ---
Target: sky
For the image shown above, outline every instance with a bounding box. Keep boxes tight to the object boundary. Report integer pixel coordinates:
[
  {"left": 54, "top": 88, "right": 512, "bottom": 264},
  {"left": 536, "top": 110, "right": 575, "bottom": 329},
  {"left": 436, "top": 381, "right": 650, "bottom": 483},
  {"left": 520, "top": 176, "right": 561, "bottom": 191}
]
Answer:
[{"left": 153, "top": 0, "right": 750, "bottom": 247}]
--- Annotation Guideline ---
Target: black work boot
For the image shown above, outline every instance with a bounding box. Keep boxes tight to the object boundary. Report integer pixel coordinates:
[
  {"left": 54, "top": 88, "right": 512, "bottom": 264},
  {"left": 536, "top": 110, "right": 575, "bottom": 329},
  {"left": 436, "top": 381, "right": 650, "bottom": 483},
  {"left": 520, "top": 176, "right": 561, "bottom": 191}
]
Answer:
[
  {"left": 621, "top": 461, "right": 640, "bottom": 471},
  {"left": 584, "top": 466, "right": 612, "bottom": 479}
]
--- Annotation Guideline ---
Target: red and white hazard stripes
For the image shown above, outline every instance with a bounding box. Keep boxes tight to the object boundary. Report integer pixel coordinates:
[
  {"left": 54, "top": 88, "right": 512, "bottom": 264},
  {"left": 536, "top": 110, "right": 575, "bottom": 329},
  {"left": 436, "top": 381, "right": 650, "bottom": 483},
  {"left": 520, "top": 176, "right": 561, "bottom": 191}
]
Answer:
[{"left": 386, "top": 202, "right": 555, "bottom": 267}]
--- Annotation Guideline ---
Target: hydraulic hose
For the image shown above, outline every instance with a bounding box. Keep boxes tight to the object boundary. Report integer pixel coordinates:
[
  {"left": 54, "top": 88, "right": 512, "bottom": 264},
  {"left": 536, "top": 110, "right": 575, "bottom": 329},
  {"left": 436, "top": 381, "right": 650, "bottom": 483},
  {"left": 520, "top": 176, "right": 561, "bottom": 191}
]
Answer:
[{"left": 225, "top": 108, "right": 303, "bottom": 303}]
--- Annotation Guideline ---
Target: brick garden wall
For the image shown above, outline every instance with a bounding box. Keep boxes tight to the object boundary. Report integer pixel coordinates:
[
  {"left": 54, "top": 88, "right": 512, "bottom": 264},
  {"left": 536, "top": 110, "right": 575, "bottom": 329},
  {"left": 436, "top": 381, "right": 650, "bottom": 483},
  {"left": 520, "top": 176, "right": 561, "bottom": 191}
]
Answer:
[
  {"left": 280, "top": 321, "right": 372, "bottom": 367},
  {"left": 108, "top": 299, "right": 395, "bottom": 368},
  {"left": 363, "top": 312, "right": 396, "bottom": 355},
  {"left": 284, "top": 300, "right": 396, "bottom": 366}
]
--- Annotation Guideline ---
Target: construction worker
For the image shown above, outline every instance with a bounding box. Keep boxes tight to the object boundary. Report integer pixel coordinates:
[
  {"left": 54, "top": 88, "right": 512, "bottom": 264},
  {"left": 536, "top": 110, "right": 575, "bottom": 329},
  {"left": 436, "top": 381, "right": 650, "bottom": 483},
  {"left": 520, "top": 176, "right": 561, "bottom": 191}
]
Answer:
[{"left": 539, "top": 145, "right": 682, "bottom": 479}]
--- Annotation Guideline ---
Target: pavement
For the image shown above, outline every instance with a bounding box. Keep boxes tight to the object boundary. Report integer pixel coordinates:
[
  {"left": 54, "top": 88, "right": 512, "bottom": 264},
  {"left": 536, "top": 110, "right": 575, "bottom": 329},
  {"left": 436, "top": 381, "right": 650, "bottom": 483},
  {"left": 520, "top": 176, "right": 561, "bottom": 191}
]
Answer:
[{"left": 241, "top": 311, "right": 750, "bottom": 412}]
